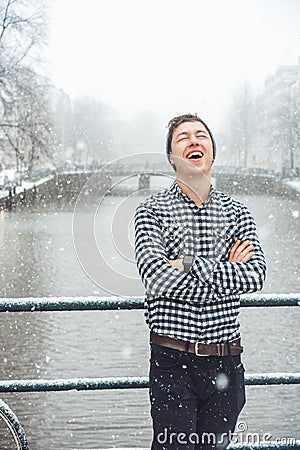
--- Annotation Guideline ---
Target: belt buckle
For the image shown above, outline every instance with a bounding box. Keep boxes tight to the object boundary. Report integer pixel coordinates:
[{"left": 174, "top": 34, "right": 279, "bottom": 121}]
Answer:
[
  {"left": 217, "top": 343, "right": 227, "bottom": 356},
  {"left": 195, "top": 342, "right": 207, "bottom": 357}
]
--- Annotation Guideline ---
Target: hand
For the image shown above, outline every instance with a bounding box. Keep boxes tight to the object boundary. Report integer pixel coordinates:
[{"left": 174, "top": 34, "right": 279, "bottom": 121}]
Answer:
[
  {"left": 228, "top": 240, "right": 254, "bottom": 263},
  {"left": 169, "top": 258, "right": 184, "bottom": 271}
]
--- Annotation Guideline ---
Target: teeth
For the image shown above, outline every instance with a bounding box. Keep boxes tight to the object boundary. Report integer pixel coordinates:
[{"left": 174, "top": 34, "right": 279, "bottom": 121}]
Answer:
[{"left": 187, "top": 151, "right": 203, "bottom": 159}]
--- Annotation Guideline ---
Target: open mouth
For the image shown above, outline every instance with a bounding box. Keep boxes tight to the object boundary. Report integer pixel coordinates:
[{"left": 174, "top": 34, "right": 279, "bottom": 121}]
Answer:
[{"left": 186, "top": 150, "right": 204, "bottom": 160}]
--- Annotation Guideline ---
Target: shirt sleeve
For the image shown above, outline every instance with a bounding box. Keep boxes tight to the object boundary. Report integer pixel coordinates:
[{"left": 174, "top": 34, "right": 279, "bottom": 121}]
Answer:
[
  {"left": 189, "top": 205, "right": 267, "bottom": 296},
  {"left": 134, "top": 204, "right": 209, "bottom": 301}
]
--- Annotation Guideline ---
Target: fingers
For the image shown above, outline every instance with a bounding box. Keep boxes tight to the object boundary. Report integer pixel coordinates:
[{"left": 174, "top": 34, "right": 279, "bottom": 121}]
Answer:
[
  {"left": 229, "top": 240, "right": 254, "bottom": 263},
  {"left": 229, "top": 240, "right": 244, "bottom": 261},
  {"left": 229, "top": 239, "right": 241, "bottom": 258}
]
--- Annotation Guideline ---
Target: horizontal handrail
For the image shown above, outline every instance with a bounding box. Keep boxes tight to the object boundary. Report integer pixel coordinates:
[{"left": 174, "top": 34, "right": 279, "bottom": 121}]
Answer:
[
  {"left": 0, "top": 373, "right": 299, "bottom": 393},
  {"left": 0, "top": 296, "right": 298, "bottom": 448},
  {"left": 0, "top": 293, "right": 299, "bottom": 312}
]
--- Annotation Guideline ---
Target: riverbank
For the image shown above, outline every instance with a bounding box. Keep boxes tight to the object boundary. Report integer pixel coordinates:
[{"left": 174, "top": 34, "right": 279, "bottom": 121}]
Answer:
[
  {"left": 0, "top": 173, "right": 299, "bottom": 213},
  {"left": 0, "top": 176, "right": 54, "bottom": 211}
]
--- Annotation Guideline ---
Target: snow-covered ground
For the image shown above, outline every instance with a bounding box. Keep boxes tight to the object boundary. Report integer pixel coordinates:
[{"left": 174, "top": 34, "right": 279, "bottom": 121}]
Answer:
[
  {"left": 0, "top": 176, "right": 53, "bottom": 199},
  {"left": 284, "top": 178, "right": 300, "bottom": 193}
]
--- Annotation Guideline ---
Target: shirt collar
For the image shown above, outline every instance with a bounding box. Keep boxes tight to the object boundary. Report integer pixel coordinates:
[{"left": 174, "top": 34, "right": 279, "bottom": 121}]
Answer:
[{"left": 169, "top": 180, "right": 215, "bottom": 207}]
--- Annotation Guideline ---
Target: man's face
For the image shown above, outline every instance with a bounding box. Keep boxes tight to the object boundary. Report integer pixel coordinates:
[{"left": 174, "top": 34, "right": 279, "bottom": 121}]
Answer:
[{"left": 170, "top": 121, "right": 214, "bottom": 177}]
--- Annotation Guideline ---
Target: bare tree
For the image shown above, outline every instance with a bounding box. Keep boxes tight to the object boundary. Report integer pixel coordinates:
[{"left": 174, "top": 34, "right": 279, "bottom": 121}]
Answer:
[
  {"left": 70, "top": 97, "right": 114, "bottom": 167},
  {"left": 226, "top": 82, "right": 254, "bottom": 169},
  {"left": 284, "top": 80, "right": 300, "bottom": 176},
  {"left": 0, "top": 0, "right": 54, "bottom": 178},
  {"left": 0, "top": 0, "right": 47, "bottom": 72},
  {"left": 2, "top": 65, "right": 56, "bottom": 174}
]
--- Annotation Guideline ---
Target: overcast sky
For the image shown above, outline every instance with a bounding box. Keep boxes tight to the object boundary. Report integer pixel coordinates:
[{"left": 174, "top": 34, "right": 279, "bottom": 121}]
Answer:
[{"left": 46, "top": 0, "right": 300, "bottom": 130}]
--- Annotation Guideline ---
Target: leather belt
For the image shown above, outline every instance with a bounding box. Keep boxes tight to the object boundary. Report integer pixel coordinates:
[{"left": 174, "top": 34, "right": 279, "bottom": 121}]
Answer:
[{"left": 150, "top": 332, "right": 243, "bottom": 357}]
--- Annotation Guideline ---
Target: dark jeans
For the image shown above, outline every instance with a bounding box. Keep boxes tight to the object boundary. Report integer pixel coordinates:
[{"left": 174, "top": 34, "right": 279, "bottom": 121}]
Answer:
[{"left": 150, "top": 344, "right": 246, "bottom": 450}]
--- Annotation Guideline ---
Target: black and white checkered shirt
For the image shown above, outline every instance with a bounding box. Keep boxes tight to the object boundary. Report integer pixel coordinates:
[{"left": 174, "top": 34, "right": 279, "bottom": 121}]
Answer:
[{"left": 134, "top": 180, "right": 266, "bottom": 343}]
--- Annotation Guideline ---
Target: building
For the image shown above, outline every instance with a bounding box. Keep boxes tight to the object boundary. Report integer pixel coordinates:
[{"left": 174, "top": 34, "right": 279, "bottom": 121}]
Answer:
[{"left": 250, "top": 58, "right": 300, "bottom": 177}]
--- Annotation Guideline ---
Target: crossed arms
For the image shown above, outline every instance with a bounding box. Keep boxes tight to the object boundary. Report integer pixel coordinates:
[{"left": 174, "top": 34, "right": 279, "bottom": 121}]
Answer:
[
  {"left": 171, "top": 239, "right": 255, "bottom": 270},
  {"left": 134, "top": 204, "right": 266, "bottom": 303}
]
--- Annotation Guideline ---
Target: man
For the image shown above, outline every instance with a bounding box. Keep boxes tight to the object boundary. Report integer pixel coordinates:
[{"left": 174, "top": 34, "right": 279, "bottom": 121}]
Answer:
[{"left": 134, "top": 114, "right": 266, "bottom": 450}]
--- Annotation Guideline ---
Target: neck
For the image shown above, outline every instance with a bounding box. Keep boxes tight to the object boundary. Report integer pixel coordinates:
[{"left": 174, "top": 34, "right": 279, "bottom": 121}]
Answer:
[{"left": 176, "top": 172, "right": 211, "bottom": 207}]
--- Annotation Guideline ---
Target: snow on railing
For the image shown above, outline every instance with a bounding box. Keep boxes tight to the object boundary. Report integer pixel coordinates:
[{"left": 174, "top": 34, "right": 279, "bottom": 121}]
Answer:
[
  {"left": 0, "top": 373, "right": 299, "bottom": 393},
  {"left": 0, "top": 293, "right": 299, "bottom": 312}
]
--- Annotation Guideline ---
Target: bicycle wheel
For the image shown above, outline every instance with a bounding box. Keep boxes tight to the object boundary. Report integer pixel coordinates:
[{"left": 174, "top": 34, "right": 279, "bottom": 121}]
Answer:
[{"left": 0, "top": 399, "right": 29, "bottom": 450}]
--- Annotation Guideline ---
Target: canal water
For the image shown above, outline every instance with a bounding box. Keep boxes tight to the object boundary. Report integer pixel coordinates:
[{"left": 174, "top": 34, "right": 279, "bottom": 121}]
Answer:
[{"left": 0, "top": 183, "right": 299, "bottom": 449}]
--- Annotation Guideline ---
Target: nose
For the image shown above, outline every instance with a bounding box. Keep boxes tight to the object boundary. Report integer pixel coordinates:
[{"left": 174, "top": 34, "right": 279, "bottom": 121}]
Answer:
[{"left": 189, "top": 133, "right": 198, "bottom": 145}]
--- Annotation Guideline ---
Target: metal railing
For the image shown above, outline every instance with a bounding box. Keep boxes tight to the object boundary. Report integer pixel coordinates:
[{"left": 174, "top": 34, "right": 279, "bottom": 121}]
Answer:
[
  {"left": 0, "top": 293, "right": 299, "bottom": 313},
  {"left": 0, "top": 294, "right": 299, "bottom": 450}
]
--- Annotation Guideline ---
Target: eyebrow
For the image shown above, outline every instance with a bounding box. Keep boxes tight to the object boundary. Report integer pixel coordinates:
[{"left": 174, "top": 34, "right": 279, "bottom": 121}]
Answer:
[{"left": 175, "top": 129, "right": 208, "bottom": 139}]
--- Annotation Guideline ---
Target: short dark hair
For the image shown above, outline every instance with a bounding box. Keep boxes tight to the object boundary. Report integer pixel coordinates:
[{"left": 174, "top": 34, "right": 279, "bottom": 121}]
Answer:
[{"left": 166, "top": 113, "right": 217, "bottom": 169}]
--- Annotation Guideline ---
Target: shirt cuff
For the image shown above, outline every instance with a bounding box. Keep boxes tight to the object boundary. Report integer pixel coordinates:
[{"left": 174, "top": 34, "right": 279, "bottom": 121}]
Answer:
[{"left": 189, "top": 256, "right": 216, "bottom": 283}]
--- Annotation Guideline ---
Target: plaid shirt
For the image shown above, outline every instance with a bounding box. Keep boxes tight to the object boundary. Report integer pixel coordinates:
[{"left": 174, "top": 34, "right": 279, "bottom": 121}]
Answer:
[{"left": 134, "top": 180, "right": 266, "bottom": 343}]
